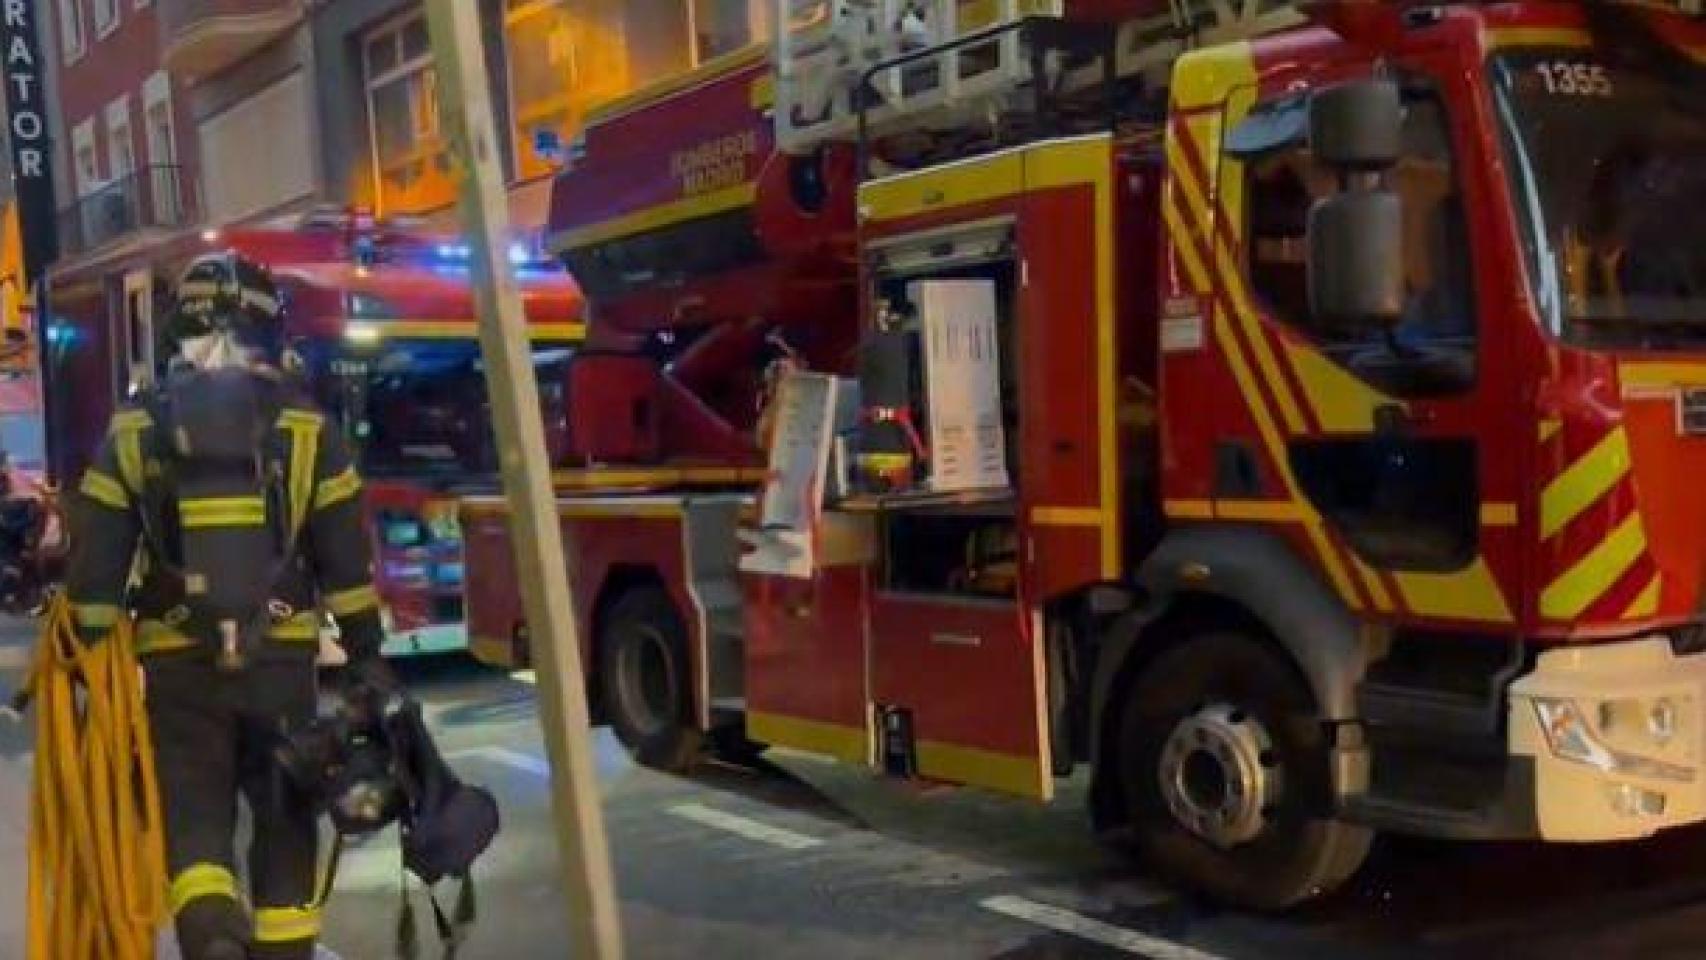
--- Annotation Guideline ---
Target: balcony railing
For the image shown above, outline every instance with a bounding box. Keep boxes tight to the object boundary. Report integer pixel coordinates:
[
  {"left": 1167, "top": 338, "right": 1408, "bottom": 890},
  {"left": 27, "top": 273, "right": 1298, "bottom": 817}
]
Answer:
[
  {"left": 57, "top": 165, "right": 202, "bottom": 257},
  {"left": 159, "top": 0, "right": 304, "bottom": 78}
]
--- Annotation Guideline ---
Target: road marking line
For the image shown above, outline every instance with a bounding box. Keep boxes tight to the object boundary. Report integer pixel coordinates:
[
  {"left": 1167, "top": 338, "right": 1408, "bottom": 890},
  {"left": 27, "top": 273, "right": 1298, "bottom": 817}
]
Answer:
[
  {"left": 447, "top": 746, "right": 551, "bottom": 778},
  {"left": 667, "top": 802, "right": 824, "bottom": 850},
  {"left": 980, "top": 895, "right": 1225, "bottom": 960}
]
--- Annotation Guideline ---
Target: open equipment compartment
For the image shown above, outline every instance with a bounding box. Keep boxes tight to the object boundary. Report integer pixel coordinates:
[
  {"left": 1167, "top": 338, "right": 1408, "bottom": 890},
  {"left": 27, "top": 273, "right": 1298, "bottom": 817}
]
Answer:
[{"left": 850, "top": 220, "right": 1023, "bottom": 599}]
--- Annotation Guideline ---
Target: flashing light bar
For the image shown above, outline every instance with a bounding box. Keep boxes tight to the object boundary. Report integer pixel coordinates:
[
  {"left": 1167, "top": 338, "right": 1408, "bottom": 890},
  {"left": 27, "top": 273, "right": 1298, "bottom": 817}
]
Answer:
[{"left": 434, "top": 241, "right": 535, "bottom": 266}]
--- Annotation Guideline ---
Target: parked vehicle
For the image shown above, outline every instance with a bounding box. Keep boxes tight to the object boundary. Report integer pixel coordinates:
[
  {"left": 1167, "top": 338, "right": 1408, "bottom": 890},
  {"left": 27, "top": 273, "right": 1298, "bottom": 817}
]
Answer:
[
  {"left": 465, "top": 0, "right": 1706, "bottom": 909},
  {"left": 43, "top": 206, "right": 584, "bottom": 654}
]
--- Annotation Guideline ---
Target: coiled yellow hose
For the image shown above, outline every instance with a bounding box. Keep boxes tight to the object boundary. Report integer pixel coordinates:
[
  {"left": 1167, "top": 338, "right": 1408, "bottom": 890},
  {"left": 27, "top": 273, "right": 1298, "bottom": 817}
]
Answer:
[{"left": 24, "top": 595, "right": 166, "bottom": 959}]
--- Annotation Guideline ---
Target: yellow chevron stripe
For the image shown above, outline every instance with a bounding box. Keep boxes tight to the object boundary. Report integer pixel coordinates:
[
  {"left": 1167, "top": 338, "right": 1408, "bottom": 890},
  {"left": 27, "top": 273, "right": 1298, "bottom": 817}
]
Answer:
[
  {"left": 1164, "top": 196, "right": 1360, "bottom": 608},
  {"left": 1176, "top": 91, "right": 1378, "bottom": 612},
  {"left": 1622, "top": 573, "right": 1662, "bottom": 620},
  {"left": 1167, "top": 113, "right": 1306, "bottom": 438},
  {"left": 1541, "top": 512, "right": 1647, "bottom": 620},
  {"left": 1540, "top": 428, "right": 1630, "bottom": 540},
  {"left": 1539, "top": 418, "right": 1561, "bottom": 443},
  {"left": 1350, "top": 554, "right": 1395, "bottom": 614},
  {"left": 1394, "top": 557, "right": 1513, "bottom": 623}
]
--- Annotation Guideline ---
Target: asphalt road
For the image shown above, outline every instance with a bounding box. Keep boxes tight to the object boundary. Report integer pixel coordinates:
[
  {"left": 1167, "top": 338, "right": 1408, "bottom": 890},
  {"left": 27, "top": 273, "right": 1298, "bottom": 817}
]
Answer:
[{"left": 9, "top": 622, "right": 1706, "bottom": 959}]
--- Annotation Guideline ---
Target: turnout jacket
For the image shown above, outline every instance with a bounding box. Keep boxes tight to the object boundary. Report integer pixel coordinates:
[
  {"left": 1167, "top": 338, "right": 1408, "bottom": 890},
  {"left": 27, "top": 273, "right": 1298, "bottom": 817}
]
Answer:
[{"left": 65, "top": 368, "right": 385, "bottom": 661}]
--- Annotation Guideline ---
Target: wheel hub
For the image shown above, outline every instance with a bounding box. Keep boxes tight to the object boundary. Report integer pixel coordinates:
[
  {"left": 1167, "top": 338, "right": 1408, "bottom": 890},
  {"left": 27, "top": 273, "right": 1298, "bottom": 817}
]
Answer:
[{"left": 1157, "top": 703, "right": 1281, "bottom": 849}]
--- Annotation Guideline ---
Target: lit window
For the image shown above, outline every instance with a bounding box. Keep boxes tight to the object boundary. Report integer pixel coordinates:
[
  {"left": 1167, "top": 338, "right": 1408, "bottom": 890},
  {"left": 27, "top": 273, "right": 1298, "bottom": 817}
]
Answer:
[
  {"left": 691, "top": 0, "right": 766, "bottom": 62},
  {"left": 364, "top": 12, "right": 454, "bottom": 215},
  {"left": 504, "top": 0, "right": 631, "bottom": 182},
  {"left": 501, "top": 0, "right": 771, "bottom": 183}
]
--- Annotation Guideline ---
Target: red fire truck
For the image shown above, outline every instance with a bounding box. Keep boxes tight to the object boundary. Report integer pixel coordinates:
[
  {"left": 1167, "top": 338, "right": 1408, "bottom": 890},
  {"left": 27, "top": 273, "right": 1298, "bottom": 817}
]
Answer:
[
  {"left": 463, "top": 0, "right": 1706, "bottom": 907},
  {"left": 43, "top": 207, "right": 583, "bottom": 656}
]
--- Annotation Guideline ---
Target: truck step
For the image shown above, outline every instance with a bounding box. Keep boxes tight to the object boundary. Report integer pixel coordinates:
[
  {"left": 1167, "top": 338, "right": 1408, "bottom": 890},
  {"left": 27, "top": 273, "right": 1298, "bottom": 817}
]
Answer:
[{"left": 1358, "top": 681, "right": 1500, "bottom": 742}]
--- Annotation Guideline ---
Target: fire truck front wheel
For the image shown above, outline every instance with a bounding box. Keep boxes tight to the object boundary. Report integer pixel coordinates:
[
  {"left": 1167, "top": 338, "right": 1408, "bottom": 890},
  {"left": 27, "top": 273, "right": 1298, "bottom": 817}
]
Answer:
[
  {"left": 1117, "top": 630, "right": 1371, "bottom": 910},
  {"left": 600, "top": 586, "right": 703, "bottom": 772}
]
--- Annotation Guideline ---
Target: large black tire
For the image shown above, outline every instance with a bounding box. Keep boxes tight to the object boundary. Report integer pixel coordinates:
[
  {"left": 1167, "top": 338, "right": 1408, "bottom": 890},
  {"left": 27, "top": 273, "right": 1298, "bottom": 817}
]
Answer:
[
  {"left": 1116, "top": 630, "right": 1371, "bottom": 910},
  {"left": 599, "top": 586, "right": 702, "bottom": 772}
]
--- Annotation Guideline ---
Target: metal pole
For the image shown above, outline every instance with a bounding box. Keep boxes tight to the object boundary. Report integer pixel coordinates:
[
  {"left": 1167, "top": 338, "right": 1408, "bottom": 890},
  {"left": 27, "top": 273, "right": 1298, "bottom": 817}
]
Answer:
[{"left": 420, "top": 3, "right": 624, "bottom": 957}]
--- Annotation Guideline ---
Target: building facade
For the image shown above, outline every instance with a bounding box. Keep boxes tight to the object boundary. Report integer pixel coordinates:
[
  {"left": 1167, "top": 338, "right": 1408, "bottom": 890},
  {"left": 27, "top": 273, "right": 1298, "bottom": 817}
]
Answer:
[
  {"left": 310, "top": 0, "right": 773, "bottom": 238},
  {"left": 44, "top": 0, "right": 777, "bottom": 266},
  {"left": 34, "top": 0, "right": 773, "bottom": 477}
]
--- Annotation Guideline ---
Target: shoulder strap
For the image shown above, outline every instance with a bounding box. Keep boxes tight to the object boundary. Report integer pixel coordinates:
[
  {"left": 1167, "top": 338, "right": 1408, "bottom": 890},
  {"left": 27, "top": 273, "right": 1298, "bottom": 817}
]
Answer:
[
  {"left": 109, "top": 408, "right": 153, "bottom": 498},
  {"left": 111, "top": 401, "right": 185, "bottom": 587},
  {"left": 276, "top": 406, "right": 322, "bottom": 550}
]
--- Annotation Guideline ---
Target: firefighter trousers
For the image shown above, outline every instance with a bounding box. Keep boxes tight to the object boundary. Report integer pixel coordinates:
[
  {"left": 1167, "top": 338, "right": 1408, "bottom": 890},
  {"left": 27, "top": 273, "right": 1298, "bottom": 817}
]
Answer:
[{"left": 145, "top": 654, "right": 321, "bottom": 960}]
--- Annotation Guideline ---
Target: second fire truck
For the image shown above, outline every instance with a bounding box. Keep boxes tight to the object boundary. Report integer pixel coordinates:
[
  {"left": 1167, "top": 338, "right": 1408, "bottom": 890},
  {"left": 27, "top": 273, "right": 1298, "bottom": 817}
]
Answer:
[
  {"left": 44, "top": 207, "right": 583, "bottom": 656},
  {"left": 464, "top": 0, "right": 1706, "bottom": 907}
]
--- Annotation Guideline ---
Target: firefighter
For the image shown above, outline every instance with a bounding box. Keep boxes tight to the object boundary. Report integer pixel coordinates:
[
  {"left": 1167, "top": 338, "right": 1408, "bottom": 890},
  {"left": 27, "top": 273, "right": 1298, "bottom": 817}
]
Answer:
[{"left": 63, "top": 251, "right": 397, "bottom": 960}]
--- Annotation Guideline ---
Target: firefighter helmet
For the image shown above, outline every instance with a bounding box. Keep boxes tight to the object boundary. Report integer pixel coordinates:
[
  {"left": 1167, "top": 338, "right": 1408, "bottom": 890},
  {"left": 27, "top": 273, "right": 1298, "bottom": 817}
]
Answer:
[{"left": 161, "top": 251, "right": 285, "bottom": 361}]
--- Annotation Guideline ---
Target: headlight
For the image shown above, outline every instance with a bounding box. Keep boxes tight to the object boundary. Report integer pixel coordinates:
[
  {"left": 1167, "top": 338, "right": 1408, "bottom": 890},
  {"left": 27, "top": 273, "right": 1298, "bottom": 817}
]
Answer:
[{"left": 1533, "top": 697, "right": 1695, "bottom": 783}]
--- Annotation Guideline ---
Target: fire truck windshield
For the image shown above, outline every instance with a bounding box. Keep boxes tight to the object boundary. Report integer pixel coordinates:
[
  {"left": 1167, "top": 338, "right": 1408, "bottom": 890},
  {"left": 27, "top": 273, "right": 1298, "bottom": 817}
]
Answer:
[
  {"left": 1492, "top": 48, "right": 1706, "bottom": 348},
  {"left": 319, "top": 340, "right": 571, "bottom": 480}
]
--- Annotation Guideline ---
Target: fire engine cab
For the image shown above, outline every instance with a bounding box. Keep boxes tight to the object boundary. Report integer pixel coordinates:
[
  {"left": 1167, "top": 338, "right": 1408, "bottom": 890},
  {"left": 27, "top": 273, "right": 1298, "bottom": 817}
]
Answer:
[{"left": 462, "top": 0, "right": 1706, "bottom": 907}]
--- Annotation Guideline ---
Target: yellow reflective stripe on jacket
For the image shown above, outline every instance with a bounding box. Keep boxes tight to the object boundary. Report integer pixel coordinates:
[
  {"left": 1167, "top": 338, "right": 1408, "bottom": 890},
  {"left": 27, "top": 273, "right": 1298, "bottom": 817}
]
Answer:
[
  {"left": 314, "top": 466, "right": 362, "bottom": 511},
  {"left": 136, "top": 620, "right": 197, "bottom": 654},
  {"left": 179, "top": 496, "right": 267, "bottom": 529},
  {"left": 138, "top": 615, "right": 321, "bottom": 653},
  {"left": 325, "top": 584, "right": 380, "bottom": 617},
  {"left": 80, "top": 469, "right": 130, "bottom": 509},
  {"left": 111, "top": 411, "right": 151, "bottom": 493},
  {"left": 254, "top": 905, "right": 321, "bottom": 943},
  {"left": 270, "top": 611, "right": 320, "bottom": 640},
  {"left": 72, "top": 603, "right": 122, "bottom": 630},
  {"left": 169, "top": 863, "right": 239, "bottom": 914},
  {"left": 279, "top": 410, "right": 321, "bottom": 539}
]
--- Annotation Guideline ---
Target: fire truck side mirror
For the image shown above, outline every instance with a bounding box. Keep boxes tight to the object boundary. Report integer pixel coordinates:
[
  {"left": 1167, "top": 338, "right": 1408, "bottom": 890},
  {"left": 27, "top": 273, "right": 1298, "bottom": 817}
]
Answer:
[
  {"left": 1305, "top": 79, "right": 1405, "bottom": 332},
  {"left": 1307, "top": 189, "right": 1404, "bottom": 331},
  {"left": 1308, "top": 79, "right": 1402, "bottom": 171}
]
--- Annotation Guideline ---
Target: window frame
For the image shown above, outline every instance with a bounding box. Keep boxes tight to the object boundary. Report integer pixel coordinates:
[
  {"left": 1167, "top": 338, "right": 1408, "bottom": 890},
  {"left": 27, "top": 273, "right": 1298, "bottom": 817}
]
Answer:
[
  {"left": 504, "top": 0, "right": 578, "bottom": 185},
  {"left": 363, "top": 9, "right": 446, "bottom": 215},
  {"left": 91, "top": 0, "right": 119, "bottom": 40},
  {"left": 71, "top": 118, "right": 98, "bottom": 196},
  {"left": 1234, "top": 77, "right": 1479, "bottom": 396},
  {"left": 105, "top": 95, "right": 134, "bottom": 184},
  {"left": 57, "top": 0, "right": 86, "bottom": 65}
]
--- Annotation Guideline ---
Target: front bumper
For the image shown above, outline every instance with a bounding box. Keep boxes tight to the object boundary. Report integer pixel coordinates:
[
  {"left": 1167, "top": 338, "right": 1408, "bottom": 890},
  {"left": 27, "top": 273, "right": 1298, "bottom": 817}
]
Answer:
[{"left": 1510, "top": 637, "right": 1706, "bottom": 841}]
